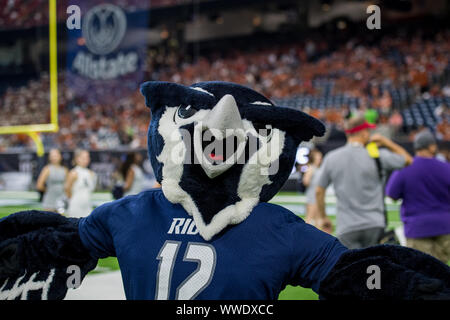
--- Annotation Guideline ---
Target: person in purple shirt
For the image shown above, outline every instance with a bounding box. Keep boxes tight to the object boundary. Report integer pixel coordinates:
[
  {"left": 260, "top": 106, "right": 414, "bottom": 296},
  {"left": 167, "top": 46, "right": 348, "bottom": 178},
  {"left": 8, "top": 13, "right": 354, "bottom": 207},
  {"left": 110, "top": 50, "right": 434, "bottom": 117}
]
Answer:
[{"left": 386, "top": 130, "right": 450, "bottom": 263}]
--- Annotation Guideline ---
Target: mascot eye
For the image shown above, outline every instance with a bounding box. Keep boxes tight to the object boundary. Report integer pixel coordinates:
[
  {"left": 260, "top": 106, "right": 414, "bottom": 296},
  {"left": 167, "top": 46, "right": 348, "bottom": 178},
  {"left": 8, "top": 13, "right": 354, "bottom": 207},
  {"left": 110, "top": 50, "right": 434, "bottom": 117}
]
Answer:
[
  {"left": 177, "top": 105, "right": 198, "bottom": 119},
  {"left": 253, "top": 122, "right": 273, "bottom": 140}
]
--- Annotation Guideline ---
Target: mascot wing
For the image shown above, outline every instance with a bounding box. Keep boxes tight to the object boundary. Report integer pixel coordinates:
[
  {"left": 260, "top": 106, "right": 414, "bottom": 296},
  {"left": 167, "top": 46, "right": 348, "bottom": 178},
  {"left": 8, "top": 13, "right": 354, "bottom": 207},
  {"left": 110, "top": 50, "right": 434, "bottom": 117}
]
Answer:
[
  {"left": 0, "top": 211, "right": 97, "bottom": 300},
  {"left": 319, "top": 244, "right": 450, "bottom": 300}
]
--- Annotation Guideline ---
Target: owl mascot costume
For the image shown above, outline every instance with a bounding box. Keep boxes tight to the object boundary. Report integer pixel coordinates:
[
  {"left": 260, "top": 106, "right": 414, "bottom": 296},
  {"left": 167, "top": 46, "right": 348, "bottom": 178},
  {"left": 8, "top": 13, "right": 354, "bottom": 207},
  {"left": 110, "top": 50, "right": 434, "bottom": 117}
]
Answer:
[{"left": 0, "top": 81, "right": 449, "bottom": 300}]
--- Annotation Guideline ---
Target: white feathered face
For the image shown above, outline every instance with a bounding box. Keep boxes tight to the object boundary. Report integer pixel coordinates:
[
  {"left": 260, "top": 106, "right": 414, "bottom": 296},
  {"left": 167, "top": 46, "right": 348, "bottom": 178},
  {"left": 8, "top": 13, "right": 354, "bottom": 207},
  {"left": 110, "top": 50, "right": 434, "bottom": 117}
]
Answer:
[{"left": 141, "top": 81, "right": 325, "bottom": 240}]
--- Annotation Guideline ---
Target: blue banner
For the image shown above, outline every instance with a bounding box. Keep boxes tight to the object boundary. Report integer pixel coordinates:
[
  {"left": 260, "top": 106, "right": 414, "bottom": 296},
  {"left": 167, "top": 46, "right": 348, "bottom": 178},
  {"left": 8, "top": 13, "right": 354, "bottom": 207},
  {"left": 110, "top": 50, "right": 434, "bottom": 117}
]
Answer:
[{"left": 66, "top": 1, "right": 149, "bottom": 105}]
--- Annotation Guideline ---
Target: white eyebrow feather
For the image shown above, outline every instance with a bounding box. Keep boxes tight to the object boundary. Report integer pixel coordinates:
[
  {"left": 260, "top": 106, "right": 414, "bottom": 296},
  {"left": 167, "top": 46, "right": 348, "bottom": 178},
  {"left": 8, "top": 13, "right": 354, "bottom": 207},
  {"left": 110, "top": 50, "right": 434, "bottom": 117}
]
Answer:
[
  {"left": 191, "top": 87, "right": 215, "bottom": 97},
  {"left": 250, "top": 101, "right": 273, "bottom": 106}
]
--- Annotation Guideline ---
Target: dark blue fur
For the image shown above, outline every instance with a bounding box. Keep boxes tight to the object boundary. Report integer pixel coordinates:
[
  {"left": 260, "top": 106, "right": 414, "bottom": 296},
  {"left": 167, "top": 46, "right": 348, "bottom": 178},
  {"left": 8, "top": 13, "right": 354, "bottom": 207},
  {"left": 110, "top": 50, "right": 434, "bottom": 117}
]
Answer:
[
  {"left": 259, "top": 135, "right": 299, "bottom": 202},
  {"left": 140, "top": 81, "right": 324, "bottom": 187},
  {"left": 140, "top": 81, "right": 326, "bottom": 225},
  {"left": 319, "top": 244, "right": 450, "bottom": 300},
  {"left": 146, "top": 107, "right": 165, "bottom": 183},
  {"left": 0, "top": 211, "right": 97, "bottom": 300},
  {"left": 0, "top": 81, "right": 449, "bottom": 301}
]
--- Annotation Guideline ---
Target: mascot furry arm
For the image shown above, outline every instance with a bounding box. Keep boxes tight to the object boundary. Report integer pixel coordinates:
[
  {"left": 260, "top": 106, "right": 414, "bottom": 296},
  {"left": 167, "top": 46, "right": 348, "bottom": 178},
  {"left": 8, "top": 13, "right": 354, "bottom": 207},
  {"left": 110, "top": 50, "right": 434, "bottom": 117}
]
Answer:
[
  {"left": 0, "top": 211, "right": 97, "bottom": 299},
  {"left": 0, "top": 81, "right": 449, "bottom": 300}
]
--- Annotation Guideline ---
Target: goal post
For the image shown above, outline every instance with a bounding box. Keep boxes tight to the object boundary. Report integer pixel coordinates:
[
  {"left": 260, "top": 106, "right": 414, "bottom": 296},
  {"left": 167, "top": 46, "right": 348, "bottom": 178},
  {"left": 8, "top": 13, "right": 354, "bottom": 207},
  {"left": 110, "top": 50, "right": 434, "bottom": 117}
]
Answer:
[{"left": 0, "top": 0, "right": 58, "bottom": 143}]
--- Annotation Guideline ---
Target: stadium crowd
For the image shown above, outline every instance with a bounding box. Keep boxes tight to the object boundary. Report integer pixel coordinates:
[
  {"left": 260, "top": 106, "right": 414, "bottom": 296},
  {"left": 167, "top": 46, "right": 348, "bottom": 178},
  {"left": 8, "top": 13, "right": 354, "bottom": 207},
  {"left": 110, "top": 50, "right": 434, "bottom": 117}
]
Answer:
[
  {"left": 0, "top": 27, "right": 449, "bottom": 151},
  {"left": 0, "top": 0, "right": 194, "bottom": 30},
  {"left": 151, "top": 29, "right": 450, "bottom": 142}
]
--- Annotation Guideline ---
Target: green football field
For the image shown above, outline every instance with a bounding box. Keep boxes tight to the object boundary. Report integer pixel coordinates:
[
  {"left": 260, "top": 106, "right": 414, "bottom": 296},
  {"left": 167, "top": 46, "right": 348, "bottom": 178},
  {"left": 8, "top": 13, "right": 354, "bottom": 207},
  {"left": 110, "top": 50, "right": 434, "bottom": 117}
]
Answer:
[{"left": 0, "top": 192, "right": 403, "bottom": 300}]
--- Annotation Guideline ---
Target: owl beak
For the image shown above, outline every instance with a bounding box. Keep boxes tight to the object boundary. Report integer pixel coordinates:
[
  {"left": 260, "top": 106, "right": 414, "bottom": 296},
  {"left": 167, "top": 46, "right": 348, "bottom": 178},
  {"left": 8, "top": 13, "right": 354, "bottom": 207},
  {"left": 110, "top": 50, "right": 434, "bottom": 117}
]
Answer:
[
  {"left": 193, "top": 94, "right": 247, "bottom": 179},
  {"left": 203, "top": 95, "right": 244, "bottom": 131}
]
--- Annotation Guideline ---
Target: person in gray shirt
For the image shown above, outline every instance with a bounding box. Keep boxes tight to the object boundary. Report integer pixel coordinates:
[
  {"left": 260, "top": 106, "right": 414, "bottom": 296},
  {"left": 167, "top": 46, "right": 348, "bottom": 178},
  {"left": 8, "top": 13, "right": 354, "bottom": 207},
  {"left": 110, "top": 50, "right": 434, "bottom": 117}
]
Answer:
[
  {"left": 36, "top": 149, "right": 68, "bottom": 212},
  {"left": 315, "top": 116, "right": 412, "bottom": 249}
]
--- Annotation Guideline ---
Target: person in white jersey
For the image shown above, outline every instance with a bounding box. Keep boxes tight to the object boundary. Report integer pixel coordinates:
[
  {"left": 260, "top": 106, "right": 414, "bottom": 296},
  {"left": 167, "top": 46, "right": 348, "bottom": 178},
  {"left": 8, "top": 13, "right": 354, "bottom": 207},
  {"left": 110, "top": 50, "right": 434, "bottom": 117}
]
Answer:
[
  {"left": 65, "top": 149, "right": 97, "bottom": 218},
  {"left": 121, "top": 152, "right": 144, "bottom": 197},
  {"left": 302, "top": 148, "right": 329, "bottom": 232},
  {"left": 36, "top": 149, "right": 68, "bottom": 212}
]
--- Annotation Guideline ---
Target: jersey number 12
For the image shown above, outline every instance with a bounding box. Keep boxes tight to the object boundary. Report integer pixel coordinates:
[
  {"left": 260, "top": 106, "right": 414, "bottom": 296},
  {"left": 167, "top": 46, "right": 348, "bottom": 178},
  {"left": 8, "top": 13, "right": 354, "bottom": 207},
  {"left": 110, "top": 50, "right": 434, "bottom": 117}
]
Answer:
[{"left": 155, "top": 240, "right": 216, "bottom": 300}]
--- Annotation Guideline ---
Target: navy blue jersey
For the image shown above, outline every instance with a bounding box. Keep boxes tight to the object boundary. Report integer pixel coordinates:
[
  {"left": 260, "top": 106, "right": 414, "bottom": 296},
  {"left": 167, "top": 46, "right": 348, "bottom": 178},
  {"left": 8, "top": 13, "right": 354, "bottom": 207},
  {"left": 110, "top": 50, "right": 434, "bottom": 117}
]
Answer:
[{"left": 78, "top": 189, "right": 347, "bottom": 300}]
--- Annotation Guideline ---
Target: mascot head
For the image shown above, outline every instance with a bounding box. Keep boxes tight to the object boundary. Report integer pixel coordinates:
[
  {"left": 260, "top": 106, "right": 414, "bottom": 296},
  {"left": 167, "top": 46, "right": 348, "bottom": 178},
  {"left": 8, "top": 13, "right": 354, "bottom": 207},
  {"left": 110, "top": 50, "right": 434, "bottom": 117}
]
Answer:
[{"left": 140, "top": 81, "right": 325, "bottom": 240}]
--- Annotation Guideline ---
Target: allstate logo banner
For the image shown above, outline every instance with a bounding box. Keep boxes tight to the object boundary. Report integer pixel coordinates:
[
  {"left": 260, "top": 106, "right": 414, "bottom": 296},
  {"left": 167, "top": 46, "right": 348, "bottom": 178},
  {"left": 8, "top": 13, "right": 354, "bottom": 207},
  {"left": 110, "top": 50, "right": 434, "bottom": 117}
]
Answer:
[
  {"left": 66, "top": 1, "right": 149, "bottom": 104},
  {"left": 83, "top": 4, "right": 127, "bottom": 56}
]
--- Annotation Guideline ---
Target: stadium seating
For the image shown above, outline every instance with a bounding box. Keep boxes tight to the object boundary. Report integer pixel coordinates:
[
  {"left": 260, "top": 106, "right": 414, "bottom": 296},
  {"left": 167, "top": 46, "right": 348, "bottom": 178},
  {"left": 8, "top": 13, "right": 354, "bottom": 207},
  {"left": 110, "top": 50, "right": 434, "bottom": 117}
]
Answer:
[{"left": 0, "top": 21, "right": 449, "bottom": 150}]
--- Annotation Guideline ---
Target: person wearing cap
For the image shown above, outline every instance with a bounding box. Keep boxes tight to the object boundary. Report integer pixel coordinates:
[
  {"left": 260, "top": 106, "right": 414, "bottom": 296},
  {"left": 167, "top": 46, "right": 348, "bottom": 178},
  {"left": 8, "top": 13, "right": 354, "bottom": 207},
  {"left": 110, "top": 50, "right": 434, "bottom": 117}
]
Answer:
[
  {"left": 385, "top": 130, "right": 450, "bottom": 263},
  {"left": 315, "top": 116, "right": 412, "bottom": 249}
]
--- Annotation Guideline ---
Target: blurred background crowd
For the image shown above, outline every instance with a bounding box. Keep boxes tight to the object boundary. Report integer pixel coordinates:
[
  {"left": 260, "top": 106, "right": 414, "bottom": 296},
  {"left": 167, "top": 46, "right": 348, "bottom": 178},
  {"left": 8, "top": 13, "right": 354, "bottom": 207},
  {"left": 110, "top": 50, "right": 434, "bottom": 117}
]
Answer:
[{"left": 0, "top": 0, "right": 449, "bottom": 152}]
